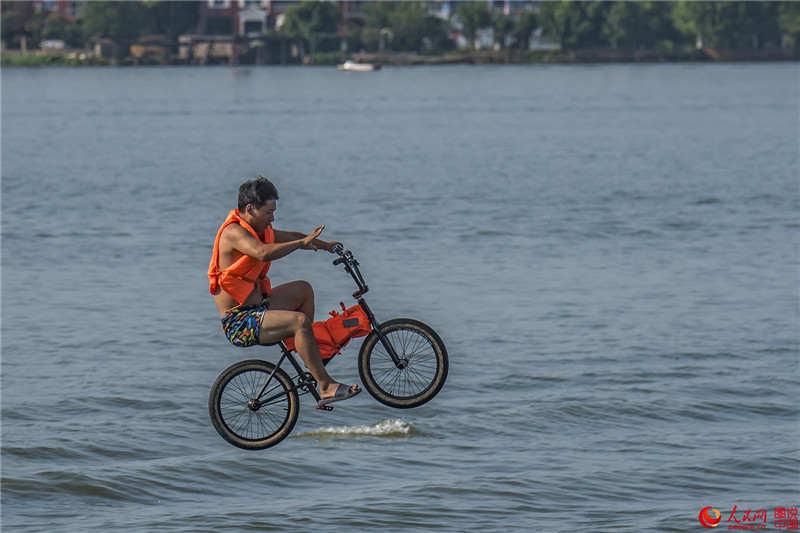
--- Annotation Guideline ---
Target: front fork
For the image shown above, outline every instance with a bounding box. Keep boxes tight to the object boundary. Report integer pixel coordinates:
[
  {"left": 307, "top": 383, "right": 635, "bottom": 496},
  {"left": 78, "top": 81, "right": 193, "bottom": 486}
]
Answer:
[
  {"left": 333, "top": 248, "right": 406, "bottom": 370},
  {"left": 357, "top": 298, "right": 407, "bottom": 370}
]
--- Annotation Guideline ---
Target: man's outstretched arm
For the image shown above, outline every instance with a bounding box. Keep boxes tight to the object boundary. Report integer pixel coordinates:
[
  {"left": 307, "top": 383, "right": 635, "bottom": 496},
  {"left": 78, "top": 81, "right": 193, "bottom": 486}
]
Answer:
[
  {"left": 223, "top": 224, "right": 324, "bottom": 262},
  {"left": 274, "top": 228, "right": 339, "bottom": 253}
]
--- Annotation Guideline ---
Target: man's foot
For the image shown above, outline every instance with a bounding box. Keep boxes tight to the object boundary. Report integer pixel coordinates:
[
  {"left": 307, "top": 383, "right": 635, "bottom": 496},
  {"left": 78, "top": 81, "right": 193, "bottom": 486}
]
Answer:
[{"left": 318, "top": 383, "right": 361, "bottom": 407}]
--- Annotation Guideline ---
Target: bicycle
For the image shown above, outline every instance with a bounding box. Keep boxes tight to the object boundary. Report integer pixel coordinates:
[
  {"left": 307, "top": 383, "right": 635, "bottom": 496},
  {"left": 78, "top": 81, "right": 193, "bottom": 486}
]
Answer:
[{"left": 208, "top": 245, "right": 449, "bottom": 450}]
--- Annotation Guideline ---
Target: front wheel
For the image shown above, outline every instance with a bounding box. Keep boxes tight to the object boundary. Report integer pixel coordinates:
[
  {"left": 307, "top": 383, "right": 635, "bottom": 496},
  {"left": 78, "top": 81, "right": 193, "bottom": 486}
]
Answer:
[
  {"left": 358, "top": 318, "right": 448, "bottom": 409},
  {"left": 208, "top": 359, "right": 299, "bottom": 450}
]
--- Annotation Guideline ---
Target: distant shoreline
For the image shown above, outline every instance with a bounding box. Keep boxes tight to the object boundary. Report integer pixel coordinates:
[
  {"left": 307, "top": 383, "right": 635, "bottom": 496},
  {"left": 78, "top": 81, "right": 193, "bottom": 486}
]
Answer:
[
  {"left": 350, "top": 48, "right": 800, "bottom": 66},
  {"left": 2, "top": 47, "right": 798, "bottom": 67}
]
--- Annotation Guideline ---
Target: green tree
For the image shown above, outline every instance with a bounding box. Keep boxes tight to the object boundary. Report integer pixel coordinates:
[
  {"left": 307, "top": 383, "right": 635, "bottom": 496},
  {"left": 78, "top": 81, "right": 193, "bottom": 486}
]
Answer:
[
  {"left": 493, "top": 13, "right": 514, "bottom": 49},
  {"left": 1, "top": 1, "right": 35, "bottom": 48},
  {"left": 390, "top": 3, "right": 448, "bottom": 53},
  {"left": 24, "top": 10, "right": 44, "bottom": 43},
  {"left": 83, "top": 1, "right": 149, "bottom": 46},
  {"left": 41, "top": 13, "right": 83, "bottom": 47},
  {"left": 362, "top": 2, "right": 450, "bottom": 53},
  {"left": 280, "top": 1, "right": 340, "bottom": 42},
  {"left": 744, "top": 2, "right": 782, "bottom": 48},
  {"left": 363, "top": 1, "right": 394, "bottom": 29},
  {"left": 143, "top": 1, "right": 199, "bottom": 43},
  {"left": 457, "top": 1, "right": 491, "bottom": 50},
  {"left": 672, "top": 1, "right": 781, "bottom": 49},
  {"left": 279, "top": 0, "right": 340, "bottom": 61},
  {"left": 602, "top": 1, "right": 680, "bottom": 51},
  {"left": 777, "top": 1, "right": 800, "bottom": 47},
  {"left": 539, "top": 1, "right": 611, "bottom": 49},
  {"left": 362, "top": 2, "right": 394, "bottom": 51},
  {"left": 513, "top": 10, "right": 539, "bottom": 51}
]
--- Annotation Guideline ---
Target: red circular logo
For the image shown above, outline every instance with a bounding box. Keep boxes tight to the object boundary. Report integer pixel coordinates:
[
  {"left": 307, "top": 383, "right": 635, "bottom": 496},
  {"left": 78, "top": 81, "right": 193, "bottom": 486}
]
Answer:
[{"left": 699, "top": 507, "right": 721, "bottom": 528}]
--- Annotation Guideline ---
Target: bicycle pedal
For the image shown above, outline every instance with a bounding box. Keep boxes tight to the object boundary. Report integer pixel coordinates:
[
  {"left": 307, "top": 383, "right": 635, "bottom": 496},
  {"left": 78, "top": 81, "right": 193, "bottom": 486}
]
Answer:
[{"left": 315, "top": 404, "right": 334, "bottom": 411}]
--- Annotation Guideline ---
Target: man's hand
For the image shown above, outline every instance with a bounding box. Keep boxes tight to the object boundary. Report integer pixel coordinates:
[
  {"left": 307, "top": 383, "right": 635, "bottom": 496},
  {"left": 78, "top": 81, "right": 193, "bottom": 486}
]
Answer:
[
  {"left": 318, "top": 240, "right": 342, "bottom": 253},
  {"left": 300, "top": 225, "right": 325, "bottom": 250},
  {"left": 274, "top": 227, "right": 338, "bottom": 253}
]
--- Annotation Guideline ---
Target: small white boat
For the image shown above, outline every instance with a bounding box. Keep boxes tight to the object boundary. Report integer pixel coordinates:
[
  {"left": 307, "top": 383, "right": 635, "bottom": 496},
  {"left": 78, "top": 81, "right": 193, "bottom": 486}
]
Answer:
[{"left": 337, "top": 60, "right": 380, "bottom": 72}]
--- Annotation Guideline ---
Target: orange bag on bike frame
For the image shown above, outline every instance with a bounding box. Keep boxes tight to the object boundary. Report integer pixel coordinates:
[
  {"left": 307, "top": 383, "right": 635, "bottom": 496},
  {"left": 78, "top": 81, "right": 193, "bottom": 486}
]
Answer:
[{"left": 283, "top": 302, "right": 372, "bottom": 361}]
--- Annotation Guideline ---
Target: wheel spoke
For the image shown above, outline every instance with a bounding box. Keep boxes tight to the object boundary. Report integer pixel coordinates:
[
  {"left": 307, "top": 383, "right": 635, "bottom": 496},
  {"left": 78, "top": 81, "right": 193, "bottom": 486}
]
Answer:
[
  {"left": 358, "top": 320, "right": 448, "bottom": 409},
  {"left": 369, "top": 327, "right": 439, "bottom": 397},
  {"left": 212, "top": 363, "right": 296, "bottom": 447}
]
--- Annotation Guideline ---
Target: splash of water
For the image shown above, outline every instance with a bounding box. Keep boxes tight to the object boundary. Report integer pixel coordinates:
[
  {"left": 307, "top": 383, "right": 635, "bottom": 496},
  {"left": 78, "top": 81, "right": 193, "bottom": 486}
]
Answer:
[{"left": 294, "top": 419, "right": 423, "bottom": 439}]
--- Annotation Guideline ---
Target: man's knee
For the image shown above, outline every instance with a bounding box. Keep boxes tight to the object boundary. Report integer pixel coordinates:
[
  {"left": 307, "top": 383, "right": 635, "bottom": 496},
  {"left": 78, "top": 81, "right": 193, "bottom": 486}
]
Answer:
[
  {"left": 291, "top": 311, "right": 312, "bottom": 332},
  {"left": 296, "top": 280, "right": 314, "bottom": 299}
]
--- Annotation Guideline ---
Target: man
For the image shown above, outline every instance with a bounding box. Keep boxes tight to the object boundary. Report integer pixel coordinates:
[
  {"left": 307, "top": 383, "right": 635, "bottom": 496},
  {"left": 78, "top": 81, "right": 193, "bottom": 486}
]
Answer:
[{"left": 208, "top": 176, "right": 360, "bottom": 407}]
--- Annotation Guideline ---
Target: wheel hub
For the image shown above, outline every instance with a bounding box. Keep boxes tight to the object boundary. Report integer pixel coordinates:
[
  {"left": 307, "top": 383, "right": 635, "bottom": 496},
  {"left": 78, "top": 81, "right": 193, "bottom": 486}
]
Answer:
[{"left": 247, "top": 398, "right": 261, "bottom": 411}]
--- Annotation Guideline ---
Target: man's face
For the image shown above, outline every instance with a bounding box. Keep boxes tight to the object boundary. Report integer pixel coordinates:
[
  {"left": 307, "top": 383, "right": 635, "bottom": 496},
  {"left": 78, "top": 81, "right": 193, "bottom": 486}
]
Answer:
[{"left": 246, "top": 199, "right": 276, "bottom": 232}]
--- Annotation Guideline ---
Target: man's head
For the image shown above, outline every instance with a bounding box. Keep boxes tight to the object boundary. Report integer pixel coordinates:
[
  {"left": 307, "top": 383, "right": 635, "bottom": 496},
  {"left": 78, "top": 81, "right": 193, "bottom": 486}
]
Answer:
[{"left": 238, "top": 176, "right": 279, "bottom": 212}]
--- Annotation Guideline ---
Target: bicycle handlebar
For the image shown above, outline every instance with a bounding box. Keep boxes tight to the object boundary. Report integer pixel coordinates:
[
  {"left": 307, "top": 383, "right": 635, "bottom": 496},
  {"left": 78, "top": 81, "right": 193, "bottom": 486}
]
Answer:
[{"left": 331, "top": 244, "right": 369, "bottom": 299}]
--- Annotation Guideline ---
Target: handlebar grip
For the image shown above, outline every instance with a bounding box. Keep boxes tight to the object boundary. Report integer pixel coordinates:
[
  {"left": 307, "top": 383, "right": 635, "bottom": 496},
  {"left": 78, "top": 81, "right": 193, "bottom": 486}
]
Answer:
[{"left": 333, "top": 257, "right": 346, "bottom": 266}]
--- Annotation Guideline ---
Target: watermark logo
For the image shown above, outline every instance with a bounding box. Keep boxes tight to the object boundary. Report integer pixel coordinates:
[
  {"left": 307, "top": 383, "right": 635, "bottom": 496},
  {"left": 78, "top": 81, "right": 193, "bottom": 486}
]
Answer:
[
  {"left": 700, "top": 507, "right": 722, "bottom": 528},
  {"left": 698, "top": 506, "right": 798, "bottom": 530}
]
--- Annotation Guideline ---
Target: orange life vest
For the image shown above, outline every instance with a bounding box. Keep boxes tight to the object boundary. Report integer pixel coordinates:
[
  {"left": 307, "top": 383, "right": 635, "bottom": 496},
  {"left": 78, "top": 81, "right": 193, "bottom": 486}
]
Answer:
[{"left": 208, "top": 209, "right": 274, "bottom": 305}]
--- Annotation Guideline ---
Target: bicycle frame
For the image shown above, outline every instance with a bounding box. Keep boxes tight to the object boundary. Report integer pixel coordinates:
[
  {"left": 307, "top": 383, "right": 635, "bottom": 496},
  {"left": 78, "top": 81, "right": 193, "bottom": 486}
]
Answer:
[
  {"left": 252, "top": 344, "right": 321, "bottom": 404},
  {"left": 251, "top": 245, "right": 407, "bottom": 410}
]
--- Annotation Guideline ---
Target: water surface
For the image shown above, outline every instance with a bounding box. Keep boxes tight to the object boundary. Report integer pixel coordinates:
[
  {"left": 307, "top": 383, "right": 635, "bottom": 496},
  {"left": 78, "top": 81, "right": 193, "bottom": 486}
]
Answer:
[{"left": 2, "top": 63, "right": 798, "bottom": 532}]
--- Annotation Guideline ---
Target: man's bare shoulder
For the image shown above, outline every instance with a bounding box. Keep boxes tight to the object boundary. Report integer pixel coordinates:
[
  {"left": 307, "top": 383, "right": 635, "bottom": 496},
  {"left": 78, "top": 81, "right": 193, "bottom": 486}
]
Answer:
[
  {"left": 220, "top": 220, "right": 266, "bottom": 260},
  {"left": 220, "top": 222, "right": 251, "bottom": 246}
]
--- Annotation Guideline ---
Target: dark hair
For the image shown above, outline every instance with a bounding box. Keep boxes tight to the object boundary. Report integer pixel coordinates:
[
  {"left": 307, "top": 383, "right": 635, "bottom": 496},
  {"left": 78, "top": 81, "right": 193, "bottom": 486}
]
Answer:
[{"left": 238, "top": 176, "right": 279, "bottom": 211}]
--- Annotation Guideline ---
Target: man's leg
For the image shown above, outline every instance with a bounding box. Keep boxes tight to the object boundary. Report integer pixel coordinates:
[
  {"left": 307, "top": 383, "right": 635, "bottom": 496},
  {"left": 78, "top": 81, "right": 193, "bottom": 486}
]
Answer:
[
  {"left": 260, "top": 282, "right": 359, "bottom": 399},
  {"left": 269, "top": 280, "right": 315, "bottom": 320}
]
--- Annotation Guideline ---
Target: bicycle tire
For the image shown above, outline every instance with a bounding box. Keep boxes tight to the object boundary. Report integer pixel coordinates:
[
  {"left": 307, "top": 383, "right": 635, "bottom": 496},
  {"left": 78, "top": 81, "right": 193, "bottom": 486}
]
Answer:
[
  {"left": 208, "top": 359, "right": 299, "bottom": 450},
  {"left": 358, "top": 318, "right": 448, "bottom": 409}
]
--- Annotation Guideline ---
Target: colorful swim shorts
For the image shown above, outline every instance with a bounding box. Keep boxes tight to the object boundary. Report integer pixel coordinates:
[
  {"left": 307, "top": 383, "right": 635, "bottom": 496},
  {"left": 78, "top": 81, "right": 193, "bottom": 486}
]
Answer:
[{"left": 221, "top": 300, "right": 269, "bottom": 348}]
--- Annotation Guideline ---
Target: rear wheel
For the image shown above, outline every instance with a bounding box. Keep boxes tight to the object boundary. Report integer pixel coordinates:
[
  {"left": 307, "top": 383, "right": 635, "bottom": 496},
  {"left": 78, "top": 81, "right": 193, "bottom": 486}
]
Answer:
[
  {"left": 208, "top": 359, "right": 299, "bottom": 450},
  {"left": 358, "top": 319, "right": 448, "bottom": 409}
]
